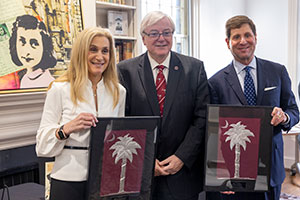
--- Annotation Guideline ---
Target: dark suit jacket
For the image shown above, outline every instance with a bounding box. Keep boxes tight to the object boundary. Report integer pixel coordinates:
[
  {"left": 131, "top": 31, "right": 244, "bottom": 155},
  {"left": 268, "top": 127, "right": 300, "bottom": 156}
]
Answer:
[
  {"left": 208, "top": 57, "right": 299, "bottom": 187},
  {"left": 118, "top": 51, "right": 210, "bottom": 199}
]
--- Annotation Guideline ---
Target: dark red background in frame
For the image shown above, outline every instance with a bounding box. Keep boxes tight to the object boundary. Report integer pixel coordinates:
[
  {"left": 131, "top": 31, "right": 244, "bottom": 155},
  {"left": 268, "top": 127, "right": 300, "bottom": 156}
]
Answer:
[
  {"left": 217, "top": 117, "right": 260, "bottom": 179},
  {"left": 100, "top": 129, "right": 147, "bottom": 197},
  {"left": 204, "top": 105, "right": 273, "bottom": 192}
]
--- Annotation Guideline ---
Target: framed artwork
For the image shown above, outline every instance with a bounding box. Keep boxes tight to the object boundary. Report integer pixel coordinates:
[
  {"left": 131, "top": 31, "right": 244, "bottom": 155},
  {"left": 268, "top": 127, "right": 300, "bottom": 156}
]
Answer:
[
  {"left": 87, "top": 116, "right": 159, "bottom": 200},
  {"left": 107, "top": 10, "right": 128, "bottom": 36},
  {"left": 204, "top": 105, "right": 273, "bottom": 192},
  {"left": 45, "top": 161, "right": 54, "bottom": 200},
  {"left": 0, "top": 0, "right": 83, "bottom": 93}
]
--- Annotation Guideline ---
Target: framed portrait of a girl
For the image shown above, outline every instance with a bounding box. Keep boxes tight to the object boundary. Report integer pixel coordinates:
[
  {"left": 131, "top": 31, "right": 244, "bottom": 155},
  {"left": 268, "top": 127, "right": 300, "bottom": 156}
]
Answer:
[{"left": 0, "top": 0, "right": 83, "bottom": 93}]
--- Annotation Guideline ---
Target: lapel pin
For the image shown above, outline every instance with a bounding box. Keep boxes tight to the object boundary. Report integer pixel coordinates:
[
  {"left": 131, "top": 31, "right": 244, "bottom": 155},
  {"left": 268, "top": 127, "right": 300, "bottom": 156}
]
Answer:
[{"left": 174, "top": 66, "right": 179, "bottom": 70}]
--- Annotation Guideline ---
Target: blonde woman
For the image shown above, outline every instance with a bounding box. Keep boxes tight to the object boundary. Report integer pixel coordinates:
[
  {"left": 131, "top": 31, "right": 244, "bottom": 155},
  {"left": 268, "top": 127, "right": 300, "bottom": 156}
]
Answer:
[{"left": 36, "top": 27, "right": 126, "bottom": 200}]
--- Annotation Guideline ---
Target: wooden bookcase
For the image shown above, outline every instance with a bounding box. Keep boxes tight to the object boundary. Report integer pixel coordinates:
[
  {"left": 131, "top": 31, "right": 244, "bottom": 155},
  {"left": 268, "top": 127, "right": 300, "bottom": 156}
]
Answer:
[{"left": 96, "top": 0, "right": 138, "bottom": 62}]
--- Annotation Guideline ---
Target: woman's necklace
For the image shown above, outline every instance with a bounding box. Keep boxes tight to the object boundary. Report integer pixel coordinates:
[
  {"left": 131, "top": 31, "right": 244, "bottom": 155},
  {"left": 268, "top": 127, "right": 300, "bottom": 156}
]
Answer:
[{"left": 93, "top": 87, "right": 98, "bottom": 116}]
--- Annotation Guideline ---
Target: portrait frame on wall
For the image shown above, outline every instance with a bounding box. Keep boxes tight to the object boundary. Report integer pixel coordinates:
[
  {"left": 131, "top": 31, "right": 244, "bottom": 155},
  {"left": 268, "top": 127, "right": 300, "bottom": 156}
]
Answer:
[
  {"left": 0, "top": 0, "right": 84, "bottom": 94},
  {"left": 204, "top": 105, "right": 273, "bottom": 192},
  {"left": 87, "top": 116, "right": 159, "bottom": 200}
]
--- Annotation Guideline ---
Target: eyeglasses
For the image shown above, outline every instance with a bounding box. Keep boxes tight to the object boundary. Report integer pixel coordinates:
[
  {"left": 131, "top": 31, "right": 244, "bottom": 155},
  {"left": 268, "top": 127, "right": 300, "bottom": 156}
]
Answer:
[{"left": 143, "top": 30, "right": 173, "bottom": 39}]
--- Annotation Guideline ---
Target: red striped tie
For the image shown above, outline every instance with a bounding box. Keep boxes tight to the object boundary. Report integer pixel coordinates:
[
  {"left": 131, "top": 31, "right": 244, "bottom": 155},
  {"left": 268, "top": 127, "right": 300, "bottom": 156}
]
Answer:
[{"left": 156, "top": 65, "right": 166, "bottom": 117}]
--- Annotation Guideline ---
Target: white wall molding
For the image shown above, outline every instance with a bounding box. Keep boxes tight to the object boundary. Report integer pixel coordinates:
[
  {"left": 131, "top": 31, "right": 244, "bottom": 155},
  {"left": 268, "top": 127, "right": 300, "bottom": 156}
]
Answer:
[
  {"left": 288, "top": 0, "right": 299, "bottom": 97},
  {"left": 283, "top": 0, "right": 299, "bottom": 169},
  {"left": 190, "top": 0, "right": 201, "bottom": 59},
  {"left": 283, "top": 134, "right": 299, "bottom": 169},
  {"left": 0, "top": 92, "right": 46, "bottom": 150}
]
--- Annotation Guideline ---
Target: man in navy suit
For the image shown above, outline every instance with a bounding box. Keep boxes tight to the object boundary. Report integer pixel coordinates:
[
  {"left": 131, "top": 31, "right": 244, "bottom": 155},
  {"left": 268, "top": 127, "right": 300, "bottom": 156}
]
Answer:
[
  {"left": 207, "top": 15, "right": 299, "bottom": 200},
  {"left": 118, "top": 11, "right": 209, "bottom": 200}
]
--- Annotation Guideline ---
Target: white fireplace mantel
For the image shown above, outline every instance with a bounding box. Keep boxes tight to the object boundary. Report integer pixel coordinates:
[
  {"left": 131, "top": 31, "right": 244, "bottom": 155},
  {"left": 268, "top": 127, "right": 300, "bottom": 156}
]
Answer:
[{"left": 0, "top": 92, "right": 46, "bottom": 150}]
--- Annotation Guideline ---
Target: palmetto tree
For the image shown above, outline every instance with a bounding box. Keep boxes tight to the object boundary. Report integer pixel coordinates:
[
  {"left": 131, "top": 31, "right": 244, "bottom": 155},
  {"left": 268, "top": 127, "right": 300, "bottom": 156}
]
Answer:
[
  {"left": 224, "top": 121, "right": 254, "bottom": 178},
  {"left": 109, "top": 133, "right": 141, "bottom": 193}
]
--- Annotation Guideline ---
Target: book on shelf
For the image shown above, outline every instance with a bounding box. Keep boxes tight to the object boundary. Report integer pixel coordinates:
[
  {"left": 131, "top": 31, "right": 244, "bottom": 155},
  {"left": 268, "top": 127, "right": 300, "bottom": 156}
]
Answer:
[
  {"left": 123, "top": 41, "right": 133, "bottom": 60},
  {"left": 115, "top": 41, "right": 123, "bottom": 63},
  {"left": 108, "top": 10, "right": 128, "bottom": 36},
  {"left": 115, "top": 40, "right": 133, "bottom": 63}
]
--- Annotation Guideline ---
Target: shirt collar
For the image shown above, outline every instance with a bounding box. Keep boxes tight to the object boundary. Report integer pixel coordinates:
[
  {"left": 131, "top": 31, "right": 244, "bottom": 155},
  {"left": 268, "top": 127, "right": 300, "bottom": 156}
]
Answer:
[
  {"left": 87, "top": 78, "right": 104, "bottom": 87},
  {"left": 147, "top": 51, "right": 171, "bottom": 70},
  {"left": 234, "top": 57, "right": 257, "bottom": 74}
]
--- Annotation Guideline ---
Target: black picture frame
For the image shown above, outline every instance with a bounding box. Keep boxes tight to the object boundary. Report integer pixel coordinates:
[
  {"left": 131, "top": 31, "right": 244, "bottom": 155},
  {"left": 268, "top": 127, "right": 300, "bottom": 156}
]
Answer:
[
  {"left": 86, "top": 116, "right": 159, "bottom": 200},
  {"left": 204, "top": 105, "right": 273, "bottom": 192}
]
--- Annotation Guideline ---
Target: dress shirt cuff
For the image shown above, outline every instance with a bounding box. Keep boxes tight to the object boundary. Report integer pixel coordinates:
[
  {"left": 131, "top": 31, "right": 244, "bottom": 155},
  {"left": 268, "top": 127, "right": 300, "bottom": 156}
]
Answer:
[{"left": 281, "top": 112, "right": 290, "bottom": 125}]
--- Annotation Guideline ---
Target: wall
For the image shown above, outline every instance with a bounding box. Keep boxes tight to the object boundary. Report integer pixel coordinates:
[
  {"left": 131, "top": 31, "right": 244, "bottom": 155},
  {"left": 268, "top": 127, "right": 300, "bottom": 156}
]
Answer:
[
  {"left": 199, "top": 0, "right": 245, "bottom": 77},
  {"left": 246, "top": 0, "right": 288, "bottom": 67},
  {"left": 81, "top": 0, "right": 96, "bottom": 28},
  {"left": 199, "top": 0, "right": 289, "bottom": 78}
]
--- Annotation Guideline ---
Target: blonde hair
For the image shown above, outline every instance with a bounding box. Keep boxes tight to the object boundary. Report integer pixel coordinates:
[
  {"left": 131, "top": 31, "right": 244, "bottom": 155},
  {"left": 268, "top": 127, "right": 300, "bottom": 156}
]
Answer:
[{"left": 49, "top": 27, "right": 120, "bottom": 107}]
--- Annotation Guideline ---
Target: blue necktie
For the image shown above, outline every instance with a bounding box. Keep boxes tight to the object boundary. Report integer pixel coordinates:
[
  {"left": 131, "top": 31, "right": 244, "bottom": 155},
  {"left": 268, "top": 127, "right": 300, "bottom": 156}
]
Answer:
[{"left": 244, "top": 66, "right": 256, "bottom": 105}]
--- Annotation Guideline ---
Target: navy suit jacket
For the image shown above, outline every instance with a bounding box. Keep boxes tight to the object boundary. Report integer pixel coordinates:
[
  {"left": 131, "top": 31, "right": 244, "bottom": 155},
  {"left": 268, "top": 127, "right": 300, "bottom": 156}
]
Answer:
[
  {"left": 118, "top": 51, "right": 210, "bottom": 199},
  {"left": 208, "top": 57, "right": 299, "bottom": 187}
]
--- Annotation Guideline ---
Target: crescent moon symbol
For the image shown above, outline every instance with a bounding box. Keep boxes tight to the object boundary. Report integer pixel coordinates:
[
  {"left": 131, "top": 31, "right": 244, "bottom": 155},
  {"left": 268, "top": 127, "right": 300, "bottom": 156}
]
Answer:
[
  {"left": 221, "top": 120, "right": 229, "bottom": 129},
  {"left": 107, "top": 133, "right": 115, "bottom": 142}
]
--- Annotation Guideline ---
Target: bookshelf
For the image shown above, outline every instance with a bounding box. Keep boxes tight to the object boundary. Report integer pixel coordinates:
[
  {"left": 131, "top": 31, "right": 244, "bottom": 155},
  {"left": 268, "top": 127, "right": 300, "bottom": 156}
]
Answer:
[{"left": 96, "top": 0, "right": 138, "bottom": 63}]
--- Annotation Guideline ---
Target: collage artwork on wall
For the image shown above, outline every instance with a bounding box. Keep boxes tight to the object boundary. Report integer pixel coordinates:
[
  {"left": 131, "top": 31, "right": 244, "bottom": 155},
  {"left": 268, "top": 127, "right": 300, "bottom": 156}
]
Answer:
[{"left": 0, "top": 0, "right": 83, "bottom": 93}]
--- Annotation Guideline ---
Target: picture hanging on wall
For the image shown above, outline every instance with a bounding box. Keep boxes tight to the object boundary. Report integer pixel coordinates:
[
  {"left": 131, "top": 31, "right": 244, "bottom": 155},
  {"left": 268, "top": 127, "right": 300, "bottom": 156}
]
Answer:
[{"left": 0, "top": 0, "right": 83, "bottom": 93}]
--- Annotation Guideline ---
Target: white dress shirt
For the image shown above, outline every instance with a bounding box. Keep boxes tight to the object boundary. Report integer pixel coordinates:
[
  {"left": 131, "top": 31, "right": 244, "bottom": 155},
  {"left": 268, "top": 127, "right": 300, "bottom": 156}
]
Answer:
[
  {"left": 233, "top": 57, "right": 257, "bottom": 94},
  {"left": 147, "top": 51, "right": 171, "bottom": 83},
  {"left": 36, "top": 79, "right": 126, "bottom": 181}
]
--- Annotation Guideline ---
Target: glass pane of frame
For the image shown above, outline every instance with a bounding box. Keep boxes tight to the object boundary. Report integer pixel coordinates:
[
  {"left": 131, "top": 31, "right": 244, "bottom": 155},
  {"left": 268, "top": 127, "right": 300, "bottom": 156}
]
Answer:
[
  {"left": 204, "top": 105, "right": 273, "bottom": 192},
  {"left": 87, "top": 116, "right": 159, "bottom": 199}
]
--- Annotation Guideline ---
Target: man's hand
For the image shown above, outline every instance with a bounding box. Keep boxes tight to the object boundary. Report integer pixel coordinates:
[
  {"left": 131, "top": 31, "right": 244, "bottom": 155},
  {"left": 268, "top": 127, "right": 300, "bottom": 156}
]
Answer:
[
  {"left": 271, "top": 107, "right": 287, "bottom": 126},
  {"left": 154, "top": 159, "right": 169, "bottom": 176},
  {"left": 158, "top": 155, "right": 184, "bottom": 175},
  {"left": 221, "top": 191, "right": 235, "bottom": 195}
]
